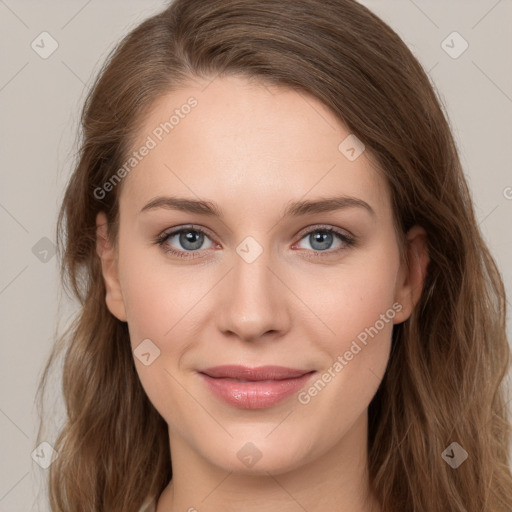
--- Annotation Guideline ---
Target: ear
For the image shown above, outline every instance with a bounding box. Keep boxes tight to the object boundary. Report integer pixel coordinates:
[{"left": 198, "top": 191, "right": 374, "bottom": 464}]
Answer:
[
  {"left": 393, "top": 225, "right": 430, "bottom": 324},
  {"left": 96, "top": 211, "right": 127, "bottom": 322}
]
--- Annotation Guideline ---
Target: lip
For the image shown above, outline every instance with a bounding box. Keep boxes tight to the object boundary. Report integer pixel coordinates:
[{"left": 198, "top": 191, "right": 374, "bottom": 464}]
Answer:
[{"left": 198, "top": 365, "right": 316, "bottom": 409}]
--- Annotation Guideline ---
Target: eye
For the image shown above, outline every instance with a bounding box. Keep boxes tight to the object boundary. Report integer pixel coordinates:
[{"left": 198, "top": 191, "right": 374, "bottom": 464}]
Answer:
[
  {"left": 293, "top": 226, "right": 355, "bottom": 256},
  {"left": 155, "top": 224, "right": 356, "bottom": 260},
  {"left": 156, "top": 226, "right": 215, "bottom": 259}
]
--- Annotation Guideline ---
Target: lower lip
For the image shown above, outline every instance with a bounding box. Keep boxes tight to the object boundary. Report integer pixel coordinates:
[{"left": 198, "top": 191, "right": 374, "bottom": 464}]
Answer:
[{"left": 199, "top": 372, "right": 315, "bottom": 409}]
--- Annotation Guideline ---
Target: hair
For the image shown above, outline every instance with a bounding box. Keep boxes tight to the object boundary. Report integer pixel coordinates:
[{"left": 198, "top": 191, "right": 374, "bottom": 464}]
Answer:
[{"left": 36, "top": 0, "right": 512, "bottom": 510}]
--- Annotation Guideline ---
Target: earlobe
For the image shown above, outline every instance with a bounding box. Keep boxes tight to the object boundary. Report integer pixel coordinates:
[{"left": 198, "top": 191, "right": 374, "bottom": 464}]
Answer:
[
  {"left": 393, "top": 225, "right": 430, "bottom": 324},
  {"left": 96, "top": 212, "right": 127, "bottom": 322}
]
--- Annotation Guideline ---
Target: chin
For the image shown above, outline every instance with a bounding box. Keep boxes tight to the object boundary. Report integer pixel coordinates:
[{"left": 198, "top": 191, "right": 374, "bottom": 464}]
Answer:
[{"left": 199, "top": 434, "right": 313, "bottom": 476}]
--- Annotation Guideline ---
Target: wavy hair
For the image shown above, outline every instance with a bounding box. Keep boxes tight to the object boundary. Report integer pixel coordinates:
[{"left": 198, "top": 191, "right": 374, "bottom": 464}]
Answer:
[{"left": 36, "top": 0, "right": 512, "bottom": 510}]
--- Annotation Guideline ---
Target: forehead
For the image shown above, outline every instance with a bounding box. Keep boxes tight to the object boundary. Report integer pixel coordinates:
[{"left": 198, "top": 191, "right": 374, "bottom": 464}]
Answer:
[{"left": 119, "top": 75, "right": 391, "bottom": 221}]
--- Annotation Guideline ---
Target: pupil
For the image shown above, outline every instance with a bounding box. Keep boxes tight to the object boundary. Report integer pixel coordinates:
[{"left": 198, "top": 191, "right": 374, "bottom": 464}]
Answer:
[
  {"left": 311, "top": 231, "right": 332, "bottom": 250},
  {"left": 180, "top": 230, "right": 203, "bottom": 250}
]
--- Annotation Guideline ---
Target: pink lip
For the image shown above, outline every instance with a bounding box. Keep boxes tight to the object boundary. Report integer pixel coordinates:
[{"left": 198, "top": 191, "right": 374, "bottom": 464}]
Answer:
[{"left": 198, "top": 365, "right": 315, "bottom": 409}]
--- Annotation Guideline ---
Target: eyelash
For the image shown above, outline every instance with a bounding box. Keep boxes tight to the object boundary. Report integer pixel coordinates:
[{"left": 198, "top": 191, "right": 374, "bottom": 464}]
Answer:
[{"left": 154, "top": 224, "right": 356, "bottom": 260}]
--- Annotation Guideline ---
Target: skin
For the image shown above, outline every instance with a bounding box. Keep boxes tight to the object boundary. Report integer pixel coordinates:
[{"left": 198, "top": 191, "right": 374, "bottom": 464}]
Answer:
[{"left": 96, "top": 75, "right": 429, "bottom": 512}]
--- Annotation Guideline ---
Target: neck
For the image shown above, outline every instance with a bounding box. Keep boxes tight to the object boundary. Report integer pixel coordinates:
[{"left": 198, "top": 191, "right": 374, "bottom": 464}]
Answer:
[{"left": 156, "top": 412, "right": 381, "bottom": 512}]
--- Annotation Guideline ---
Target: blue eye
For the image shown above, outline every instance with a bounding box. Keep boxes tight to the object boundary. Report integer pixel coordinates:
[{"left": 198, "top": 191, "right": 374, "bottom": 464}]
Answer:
[
  {"left": 295, "top": 228, "right": 354, "bottom": 253},
  {"left": 155, "top": 225, "right": 355, "bottom": 260},
  {"left": 156, "top": 226, "right": 214, "bottom": 259}
]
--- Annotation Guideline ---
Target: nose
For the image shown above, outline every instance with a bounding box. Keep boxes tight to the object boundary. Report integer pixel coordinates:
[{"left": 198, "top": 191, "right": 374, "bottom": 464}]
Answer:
[{"left": 215, "top": 247, "right": 291, "bottom": 343}]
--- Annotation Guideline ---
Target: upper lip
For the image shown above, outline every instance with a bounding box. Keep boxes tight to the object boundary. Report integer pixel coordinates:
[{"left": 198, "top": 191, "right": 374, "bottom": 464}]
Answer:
[{"left": 199, "top": 365, "right": 313, "bottom": 381}]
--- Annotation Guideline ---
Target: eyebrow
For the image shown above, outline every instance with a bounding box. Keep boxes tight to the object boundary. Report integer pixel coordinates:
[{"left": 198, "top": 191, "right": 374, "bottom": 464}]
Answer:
[{"left": 139, "top": 195, "right": 376, "bottom": 218}]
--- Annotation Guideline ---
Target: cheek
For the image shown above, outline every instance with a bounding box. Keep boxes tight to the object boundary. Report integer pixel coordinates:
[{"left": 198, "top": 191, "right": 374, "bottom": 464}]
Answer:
[
  {"left": 294, "top": 258, "right": 398, "bottom": 440},
  {"left": 300, "top": 239, "right": 400, "bottom": 357},
  {"left": 120, "top": 231, "right": 401, "bottom": 361},
  {"left": 118, "top": 238, "right": 197, "bottom": 345},
  {"left": 291, "top": 240, "right": 399, "bottom": 421},
  {"left": 116, "top": 240, "right": 217, "bottom": 412},
  {"left": 118, "top": 230, "right": 399, "bottom": 426},
  {"left": 118, "top": 254, "right": 196, "bottom": 431}
]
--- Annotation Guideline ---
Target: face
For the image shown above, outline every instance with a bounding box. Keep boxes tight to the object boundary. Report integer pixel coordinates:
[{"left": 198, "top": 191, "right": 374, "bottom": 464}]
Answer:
[{"left": 97, "top": 75, "right": 427, "bottom": 476}]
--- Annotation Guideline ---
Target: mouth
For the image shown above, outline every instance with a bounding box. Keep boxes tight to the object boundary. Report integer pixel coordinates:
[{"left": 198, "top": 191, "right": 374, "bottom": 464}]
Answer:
[{"left": 198, "top": 365, "right": 316, "bottom": 409}]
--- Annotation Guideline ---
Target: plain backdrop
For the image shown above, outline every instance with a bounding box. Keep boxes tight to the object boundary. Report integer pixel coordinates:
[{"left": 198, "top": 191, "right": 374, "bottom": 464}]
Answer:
[{"left": 0, "top": 1, "right": 511, "bottom": 511}]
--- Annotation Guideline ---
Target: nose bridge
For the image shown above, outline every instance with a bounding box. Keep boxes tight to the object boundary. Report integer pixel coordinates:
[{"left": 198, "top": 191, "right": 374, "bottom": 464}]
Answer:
[{"left": 216, "top": 241, "right": 288, "bottom": 340}]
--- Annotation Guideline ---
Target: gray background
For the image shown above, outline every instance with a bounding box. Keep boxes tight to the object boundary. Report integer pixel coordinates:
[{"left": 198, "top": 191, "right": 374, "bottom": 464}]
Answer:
[{"left": 0, "top": 1, "right": 511, "bottom": 511}]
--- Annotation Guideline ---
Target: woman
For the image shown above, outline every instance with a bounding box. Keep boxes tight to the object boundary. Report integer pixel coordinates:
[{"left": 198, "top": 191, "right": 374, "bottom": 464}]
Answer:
[{"left": 36, "top": 0, "right": 512, "bottom": 511}]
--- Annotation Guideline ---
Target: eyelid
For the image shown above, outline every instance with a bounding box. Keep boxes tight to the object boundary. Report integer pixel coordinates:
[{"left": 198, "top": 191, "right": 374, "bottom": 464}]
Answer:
[
  {"left": 154, "top": 224, "right": 218, "bottom": 258},
  {"left": 157, "top": 224, "right": 216, "bottom": 240},
  {"left": 291, "top": 224, "right": 356, "bottom": 257},
  {"left": 155, "top": 223, "right": 356, "bottom": 259},
  {"left": 293, "top": 223, "right": 355, "bottom": 241},
  {"left": 155, "top": 224, "right": 218, "bottom": 247}
]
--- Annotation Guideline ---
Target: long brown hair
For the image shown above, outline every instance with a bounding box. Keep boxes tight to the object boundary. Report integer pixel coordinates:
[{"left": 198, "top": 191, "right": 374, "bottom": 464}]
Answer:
[{"left": 36, "top": 0, "right": 512, "bottom": 510}]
